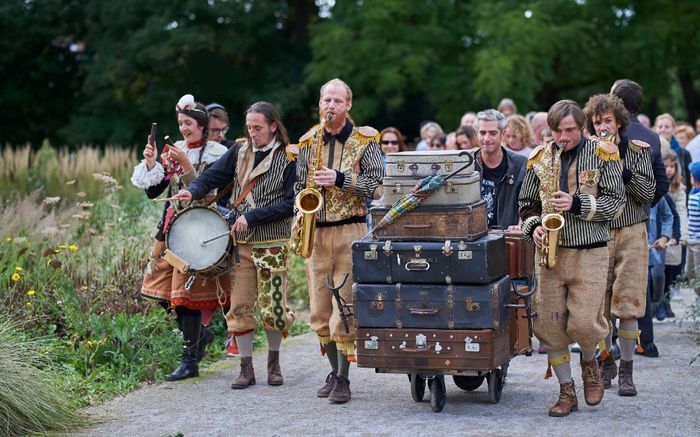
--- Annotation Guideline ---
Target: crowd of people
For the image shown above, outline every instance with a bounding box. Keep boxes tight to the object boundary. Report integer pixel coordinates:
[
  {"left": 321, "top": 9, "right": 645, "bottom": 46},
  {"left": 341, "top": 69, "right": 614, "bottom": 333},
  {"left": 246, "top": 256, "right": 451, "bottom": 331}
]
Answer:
[{"left": 130, "top": 77, "right": 699, "bottom": 417}]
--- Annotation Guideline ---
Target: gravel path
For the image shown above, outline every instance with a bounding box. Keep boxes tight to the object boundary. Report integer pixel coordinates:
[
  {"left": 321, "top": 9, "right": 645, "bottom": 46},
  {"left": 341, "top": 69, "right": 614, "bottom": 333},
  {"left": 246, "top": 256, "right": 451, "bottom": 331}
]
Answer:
[{"left": 80, "top": 289, "right": 699, "bottom": 436}]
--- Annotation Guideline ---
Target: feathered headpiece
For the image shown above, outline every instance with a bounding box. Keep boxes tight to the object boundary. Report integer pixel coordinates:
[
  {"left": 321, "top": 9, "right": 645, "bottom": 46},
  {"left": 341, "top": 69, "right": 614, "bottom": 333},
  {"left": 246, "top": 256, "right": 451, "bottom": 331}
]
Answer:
[{"left": 176, "top": 94, "right": 205, "bottom": 113}]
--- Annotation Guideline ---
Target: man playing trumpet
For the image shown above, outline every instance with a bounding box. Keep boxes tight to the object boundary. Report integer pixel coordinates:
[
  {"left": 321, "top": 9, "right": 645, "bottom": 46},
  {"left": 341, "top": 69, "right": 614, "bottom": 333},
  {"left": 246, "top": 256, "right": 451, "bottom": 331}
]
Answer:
[
  {"left": 294, "top": 78, "right": 383, "bottom": 403},
  {"left": 583, "top": 94, "right": 654, "bottom": 396},
  {"left": 518, "top": 100, "right": 625, "bottom": 417}
]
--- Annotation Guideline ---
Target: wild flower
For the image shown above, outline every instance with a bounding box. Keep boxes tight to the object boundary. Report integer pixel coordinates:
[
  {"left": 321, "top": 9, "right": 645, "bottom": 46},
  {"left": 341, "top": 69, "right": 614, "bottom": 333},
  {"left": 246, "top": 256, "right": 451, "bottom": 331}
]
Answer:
[
  {"left": 15, "top": 267, "right": 22, "bottom": 271},
  {"left": 93, "top": 172, "right": 118, "bottom": 186},
  {"left": 78, "top": 202, "right": 94, "bottom": 210},
  {"left": 76, "top": 192, "right": 86, "bottom": 197},
  {"left": 59, "top": 245, "right": 67, "bottom": 249},
  {"left": 11, "top": 273, "right": 21, "bottom": 282},
  {"left": 5, "top": 237, "right": 11, "bottom": 242},
  {"left": 43, "top": 197, "right": 61, "bottom": 205},
  {"left": 27, "top": 290, "right": 36, "bottom": 296},
  {"left": 65, "top": 180, "right": 76, "bottom": 185},
  {"left": 69, "top": 245, "right": 78, "bottom": 252}
]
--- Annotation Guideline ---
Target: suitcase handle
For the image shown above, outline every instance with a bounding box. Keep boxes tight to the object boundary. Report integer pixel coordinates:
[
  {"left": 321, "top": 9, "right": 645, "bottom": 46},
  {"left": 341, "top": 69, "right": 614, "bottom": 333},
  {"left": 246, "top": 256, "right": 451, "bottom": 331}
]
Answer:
[
  {"left": 409, "top": 163, "right": 440, "bottom": 178},
  {"left": 402, "top": 224, "right": 433, "bottom": 229},
  {"left": 408, "top": 307, "right": 440, "bottom": 315},
  {"left": 405, "top": 259, "right": 430, "bottom": 271},
  {"left": 401, "top": 346, "right": 433, "bottom": 353}
]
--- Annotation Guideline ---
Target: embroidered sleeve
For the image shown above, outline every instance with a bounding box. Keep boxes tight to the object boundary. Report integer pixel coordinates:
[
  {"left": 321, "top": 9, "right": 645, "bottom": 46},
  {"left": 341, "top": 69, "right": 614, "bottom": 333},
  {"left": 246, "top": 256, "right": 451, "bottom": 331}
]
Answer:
[
  {"left": 578, "top": 146, "right": 625, "bottom": 222},
  {"left": 518, "top": 167, "right": 543, "bottom": 241},
  {"left": 340, "top": 139, "right": 384, "bottom": 197},
  {"left": 131, "top": 160, "right": 165, "bottom": 189}
]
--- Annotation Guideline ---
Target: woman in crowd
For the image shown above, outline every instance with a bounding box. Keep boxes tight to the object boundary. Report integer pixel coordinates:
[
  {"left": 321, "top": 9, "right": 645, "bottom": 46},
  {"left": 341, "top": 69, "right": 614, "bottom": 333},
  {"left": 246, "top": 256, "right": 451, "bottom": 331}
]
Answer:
[
  {"left": 379, "top": 127, "right": 408, "bottom": 155},
  {"left": 131, "top": 94, "right": 231, "bottom": 381},
  {"left": 497, "top": 98, "right": 517, "bottom": 117},
  {"left": 428, "top": 134, "right": 447, "bottom": 151},
  {"left": 504, "top": 114, "right": 535, "bottom": 157},
  {"left": 675, "top": 124, "right": 695, "bottom": 149},
  {"left": 655, "top": 113, "right": 692, "bottom": 194},
  {"left": 454, "top": 126, "right": 479, "bottom": 151},
  {"left": 415, "top": 121, "right": 444, "bottom": 151},
  {"left": 662, "top": 151, "right": 688, "bottom": 317}
]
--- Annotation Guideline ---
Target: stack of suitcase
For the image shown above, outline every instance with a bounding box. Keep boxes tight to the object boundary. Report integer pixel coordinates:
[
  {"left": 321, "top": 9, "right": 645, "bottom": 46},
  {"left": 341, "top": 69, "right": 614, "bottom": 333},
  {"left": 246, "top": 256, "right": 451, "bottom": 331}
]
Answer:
[{"left": 352, "top": 150, "right": 516, "bottom": 376}]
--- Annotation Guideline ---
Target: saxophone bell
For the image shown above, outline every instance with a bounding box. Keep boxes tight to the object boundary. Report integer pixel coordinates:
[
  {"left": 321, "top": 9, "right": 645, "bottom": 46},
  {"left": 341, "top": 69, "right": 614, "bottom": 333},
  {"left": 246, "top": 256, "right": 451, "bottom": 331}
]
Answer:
[{"left": 540, "top": 212, "right": 565, "bottom": 268}]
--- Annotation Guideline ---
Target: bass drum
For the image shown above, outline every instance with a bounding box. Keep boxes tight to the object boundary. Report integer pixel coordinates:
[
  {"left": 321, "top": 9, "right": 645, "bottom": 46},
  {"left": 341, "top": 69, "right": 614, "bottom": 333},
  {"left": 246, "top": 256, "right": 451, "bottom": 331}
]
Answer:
[{"left": 166, "top": 206, "right": 232, "bottom": 278}]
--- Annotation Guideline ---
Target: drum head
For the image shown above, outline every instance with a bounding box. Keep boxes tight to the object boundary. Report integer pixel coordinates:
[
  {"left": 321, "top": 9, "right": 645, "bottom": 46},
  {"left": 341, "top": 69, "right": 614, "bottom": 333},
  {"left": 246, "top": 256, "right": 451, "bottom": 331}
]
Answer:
[{"left": 167, "top": 208, "right": 230, "bottom": 271}]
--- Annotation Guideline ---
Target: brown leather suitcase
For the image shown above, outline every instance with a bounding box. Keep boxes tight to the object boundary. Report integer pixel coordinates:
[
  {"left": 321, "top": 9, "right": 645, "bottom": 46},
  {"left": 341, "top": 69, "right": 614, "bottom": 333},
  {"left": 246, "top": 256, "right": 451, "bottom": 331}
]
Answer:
[
  {"left": 509, "top": 288, "right": 532, "bottom": 356},
  {"left": 370, "top": 201, "right": 487, "bottom": 241},
  {"left": 356, "top": 327, "right": 510, "bottom": 373},
  {"left": 490, "top": 229, "right": 535, "bottom": 279}
]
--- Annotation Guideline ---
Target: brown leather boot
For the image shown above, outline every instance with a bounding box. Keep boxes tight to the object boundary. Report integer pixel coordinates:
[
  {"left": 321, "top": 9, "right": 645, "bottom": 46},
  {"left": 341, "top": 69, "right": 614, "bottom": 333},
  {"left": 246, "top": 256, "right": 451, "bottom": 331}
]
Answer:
[
  {"left": 267, "top": 351, "right": 283, "bottom": 386},
  {"left": 600, "top": 354, "right": 618, "bottom": 389},
  {"left": 328, "top": 375, "right": 351, "bottom": 403},
  {"left": 231, "top": 356, "right": 256, "bottom": 389},
  {"left": 548, "top": 381, "right": 578, "bottom": 417},
  {"left": 581, "top": 358, "right": 604, "bottom": 406},
  {"left": 618, "top": 359, "right": 637, "bottom": 396},
  {"left": 316, "top": 371, "right": 337, "bottom": 398}
]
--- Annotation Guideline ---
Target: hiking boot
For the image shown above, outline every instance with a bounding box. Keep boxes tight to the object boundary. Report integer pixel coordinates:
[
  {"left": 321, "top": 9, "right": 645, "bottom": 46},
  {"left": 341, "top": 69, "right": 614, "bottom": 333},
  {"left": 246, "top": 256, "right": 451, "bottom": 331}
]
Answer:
[
  {"left": 618, "top": 359, "right": 637, "bottom": 396},
  {"left": 166, "top": 313, "right": 200, "bottom": 382},
  {"left": 267, "top": 350, "right": 283, "bottom": 386},
  {"left": 231, "top": 357, "right": 256, "bottom": 389},
  {"left": 581, "top": 358, "right": 604, "bottom": 406},
  {"left": 600, "top": 353, "right": 618, "bottom": 389},
  {"left": 316, "top": 371, "right": 337, "bottom": 398},
  {"left": 328, "top": 375, "right": 351, "bottom": 403},
  {"left": 611, "top": 343, "right": 621, "bottom": 361},
  {"left": 548, "top": 381, "right": 578, "bottom": 417}
]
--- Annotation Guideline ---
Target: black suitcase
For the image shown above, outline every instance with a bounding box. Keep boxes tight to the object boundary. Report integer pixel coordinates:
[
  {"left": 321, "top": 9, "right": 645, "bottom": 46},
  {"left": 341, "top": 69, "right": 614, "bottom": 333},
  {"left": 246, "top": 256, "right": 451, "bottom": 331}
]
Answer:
[
  {"left": 351, "top": 234, "right": 506, "bottom": 284},
  {"left": 353, "top": 276, "right": 512, "bottom": 330}
]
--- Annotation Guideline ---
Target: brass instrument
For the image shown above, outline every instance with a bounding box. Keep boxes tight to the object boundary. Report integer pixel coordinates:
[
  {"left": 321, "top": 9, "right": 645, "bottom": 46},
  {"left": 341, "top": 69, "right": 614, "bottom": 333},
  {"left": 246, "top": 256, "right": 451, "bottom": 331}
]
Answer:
[
  {"left": 289, "top": 113, "right": 333, "bottom": 258},
  {"left": 539, "top": 142, "right": 565, "bottom": 269}
]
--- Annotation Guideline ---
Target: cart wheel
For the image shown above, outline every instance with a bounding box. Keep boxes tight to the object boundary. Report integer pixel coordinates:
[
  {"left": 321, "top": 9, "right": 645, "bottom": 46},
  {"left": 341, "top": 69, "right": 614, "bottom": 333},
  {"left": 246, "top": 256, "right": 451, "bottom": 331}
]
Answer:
[
  {"left": 429, "top": 375, "right": 446, "bottom": 412},
  {"left": 452, "top": 375, "right": 484, "bottom": 391},
  {"left": 487, "top": 369, "right": 503, "bottom": 404},
  {"left": 500, "top": 362, "right": 509, "bottom": 386},
  {"left": 410, "top": 374, "right": 426, "bottom": 402}
]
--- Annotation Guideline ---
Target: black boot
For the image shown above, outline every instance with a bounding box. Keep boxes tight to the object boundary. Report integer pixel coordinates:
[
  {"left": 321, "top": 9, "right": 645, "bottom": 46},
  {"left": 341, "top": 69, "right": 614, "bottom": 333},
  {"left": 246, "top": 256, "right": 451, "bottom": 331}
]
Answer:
[
  {"left": 197, "top": 326, "right": 214, "bottom": 363},
  {"left": 166, "top": 311, "right": 201, "bottom": 381}
]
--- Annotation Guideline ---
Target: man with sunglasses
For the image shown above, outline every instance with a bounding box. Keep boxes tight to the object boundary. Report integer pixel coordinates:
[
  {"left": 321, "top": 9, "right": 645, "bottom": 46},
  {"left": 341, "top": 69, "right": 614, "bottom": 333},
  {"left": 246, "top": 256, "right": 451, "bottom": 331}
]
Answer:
[{"left": 474, "top": 109, "right": 527, "bottom": 228}]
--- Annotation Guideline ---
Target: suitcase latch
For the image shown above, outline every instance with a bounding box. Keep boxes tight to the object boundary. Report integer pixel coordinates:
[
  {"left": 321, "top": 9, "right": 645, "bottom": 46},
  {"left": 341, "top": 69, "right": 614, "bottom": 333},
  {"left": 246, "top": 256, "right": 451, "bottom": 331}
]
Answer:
[
  {"left": 383, "top": 240, "right": 392, "bottom": 256},
  {"left": 415, "top": 334, "right": 427, "bottom": 349},
  {"left": 442, "top": 240, "right": 452, "bottom": 256},
  {"left": 465, "top": 297, "right": 481, "bottom": 312},
  {"left": 364, "top": 244, "right": 378, "bottom": 260},
  {"left": 445, "top": 160, "right": 453, "bottom": 171},
  {"left": 397, "top": 159, "right": 405, "bottom": 172},
  {"left": 413, "top": 244, "right": 422, "bottom": 257},
  {"left": 445, "top": 180, "right": 456, "bottom": 193},
  {"left": 365, "top": 335, "right": 379, "bottom": 350},
  {"left": 370, "top": 293, "right": 384, "bottom": 311},
  {"left": 392, "top": 182, "right": 403, "bottom": 194},
  {"left": 458, "top": 241, "right": 467, "bottom": 250},
  {"left": 465, "top": 336, "right": 480, "bottom": 352},
  {"left": 458, "top": 250, "right": 472, "bottom": 260}
]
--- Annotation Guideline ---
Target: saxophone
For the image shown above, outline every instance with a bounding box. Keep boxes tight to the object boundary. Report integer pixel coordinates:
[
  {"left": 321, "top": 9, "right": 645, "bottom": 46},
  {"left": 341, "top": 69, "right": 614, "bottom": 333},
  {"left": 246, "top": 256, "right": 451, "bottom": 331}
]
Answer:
[
  {"left": 539, "top": 141, "right": 565, "bottom": 269},
  {"left": 289, "top": 113, "right": 333, "bottom": 258}
]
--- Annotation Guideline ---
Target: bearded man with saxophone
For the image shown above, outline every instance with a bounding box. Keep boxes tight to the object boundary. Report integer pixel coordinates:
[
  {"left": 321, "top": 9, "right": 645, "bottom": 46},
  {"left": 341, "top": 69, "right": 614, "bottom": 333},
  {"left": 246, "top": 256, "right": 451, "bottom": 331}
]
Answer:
[
  {"left": 293, "top": 78, "right": 383, "bottom": 403},
  {"left": 518, "top": 100, "right": 625, "bottom": 417},
  {"left": 583, "top": 94, "right": 654, "bottom": 397}
]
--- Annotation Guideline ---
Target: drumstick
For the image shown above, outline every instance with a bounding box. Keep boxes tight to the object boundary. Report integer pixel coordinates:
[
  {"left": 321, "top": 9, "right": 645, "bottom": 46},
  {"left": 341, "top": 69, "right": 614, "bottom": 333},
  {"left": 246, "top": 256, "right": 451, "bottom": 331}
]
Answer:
[
  {"left": 201, "top": 232, "right": 230, "bottom": 246},
  {"left": 151, "top": 197, "right": 182, "bottom": 204}
]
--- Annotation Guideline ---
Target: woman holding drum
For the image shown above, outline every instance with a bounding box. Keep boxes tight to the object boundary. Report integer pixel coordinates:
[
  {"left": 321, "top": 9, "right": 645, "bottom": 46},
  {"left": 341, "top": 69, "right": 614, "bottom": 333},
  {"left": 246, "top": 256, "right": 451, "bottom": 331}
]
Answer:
[{"left": 131, "top": 94, "right": 231, "bottom": 381}]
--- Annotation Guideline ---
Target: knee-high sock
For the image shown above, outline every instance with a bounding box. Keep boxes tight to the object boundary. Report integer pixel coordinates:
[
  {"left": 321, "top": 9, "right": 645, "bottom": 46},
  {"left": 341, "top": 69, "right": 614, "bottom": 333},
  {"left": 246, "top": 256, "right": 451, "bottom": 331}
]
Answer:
[
  {"left": 548, "top": 349, "right": 572, "bottom": 384},
  {"left": 581, "top": 347, "right": 596, "bottom": 362},
  {"left": 605, "top": 319, "right": 615, "bottom": 351},
  {"left": 324, "top": 341, "right": 338, "bottom": 373},
  {"left": 200, "top": 308, "right": 216, "bottom": 326},
  {"left": 236, "top": 331, "right": 254, "bottom": 358},
  {"left": 337, "top": 350, "right": 350, "bottom": 379},
  {"left": 619, "top": 319, "right": 638, "bottom": 361},
  {"left": 265, "top": 330, "right": 283, "bottom": 351}
]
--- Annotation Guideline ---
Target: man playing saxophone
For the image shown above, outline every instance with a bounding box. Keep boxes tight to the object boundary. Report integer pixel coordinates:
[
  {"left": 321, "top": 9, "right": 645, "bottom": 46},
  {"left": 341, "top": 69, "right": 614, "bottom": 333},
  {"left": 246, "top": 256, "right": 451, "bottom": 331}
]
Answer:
[
  {"left": 518, "top": 100, "right": 625, "bottom": 417},
  {"left": 294, "top": 78, "right": 383, "bottom": 403}
]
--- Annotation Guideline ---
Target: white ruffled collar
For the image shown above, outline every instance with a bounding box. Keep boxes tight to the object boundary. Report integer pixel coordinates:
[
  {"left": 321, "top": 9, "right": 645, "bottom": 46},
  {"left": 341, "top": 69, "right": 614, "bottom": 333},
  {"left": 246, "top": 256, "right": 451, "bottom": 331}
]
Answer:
[{"left": 174, "top": 140, "right": 227, "bottom": 165}]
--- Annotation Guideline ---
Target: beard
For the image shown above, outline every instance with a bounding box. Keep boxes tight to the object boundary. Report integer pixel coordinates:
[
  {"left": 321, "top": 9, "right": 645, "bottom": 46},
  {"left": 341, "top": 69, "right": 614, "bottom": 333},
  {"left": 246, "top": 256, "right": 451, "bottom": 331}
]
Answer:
[{"left": 319, "top": 108, "right": 347, "bottom": 130}]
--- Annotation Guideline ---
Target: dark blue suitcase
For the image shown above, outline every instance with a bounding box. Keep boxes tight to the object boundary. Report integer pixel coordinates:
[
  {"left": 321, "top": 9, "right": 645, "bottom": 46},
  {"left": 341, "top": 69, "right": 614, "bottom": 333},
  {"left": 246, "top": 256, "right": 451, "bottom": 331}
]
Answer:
[
  {"left": 351, "top": 234, "right": 506, "bottom": 285},
  {"left": 352, "top": 276, "right": 511, "bottom": 330}
]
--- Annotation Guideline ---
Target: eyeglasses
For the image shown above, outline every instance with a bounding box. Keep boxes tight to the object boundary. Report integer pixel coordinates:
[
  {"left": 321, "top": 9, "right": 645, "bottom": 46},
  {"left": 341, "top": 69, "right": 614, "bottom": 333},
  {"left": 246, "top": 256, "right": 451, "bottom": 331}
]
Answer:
[
  {"left": 210, "top": 127, "right": 229, "bottom": 135},
  {"left": 381, "top": 140, "right": 399, "bottom": 145}
]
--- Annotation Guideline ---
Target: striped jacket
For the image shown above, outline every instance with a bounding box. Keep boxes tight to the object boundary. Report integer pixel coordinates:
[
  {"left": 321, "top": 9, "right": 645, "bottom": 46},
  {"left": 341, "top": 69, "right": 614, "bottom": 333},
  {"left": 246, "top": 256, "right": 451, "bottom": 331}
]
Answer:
[
  {"left": 688, "top": 190, "right": 700, "bottom": 243},
  {"left": 294, "top": 120, "right": 384, "bottom": 224},
  {"left": 519, "top": 138, "right": 625, "bottom": 248},
  {"left": 610, "top": 137, "right": 655, "bottom": 229}
]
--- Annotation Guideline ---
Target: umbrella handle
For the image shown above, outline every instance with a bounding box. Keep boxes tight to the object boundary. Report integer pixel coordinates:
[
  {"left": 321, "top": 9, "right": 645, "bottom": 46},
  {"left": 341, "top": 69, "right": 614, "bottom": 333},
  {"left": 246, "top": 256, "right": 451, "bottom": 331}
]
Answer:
[{"left": 444, "top": 151, "right": 475, "bottom": 180}]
